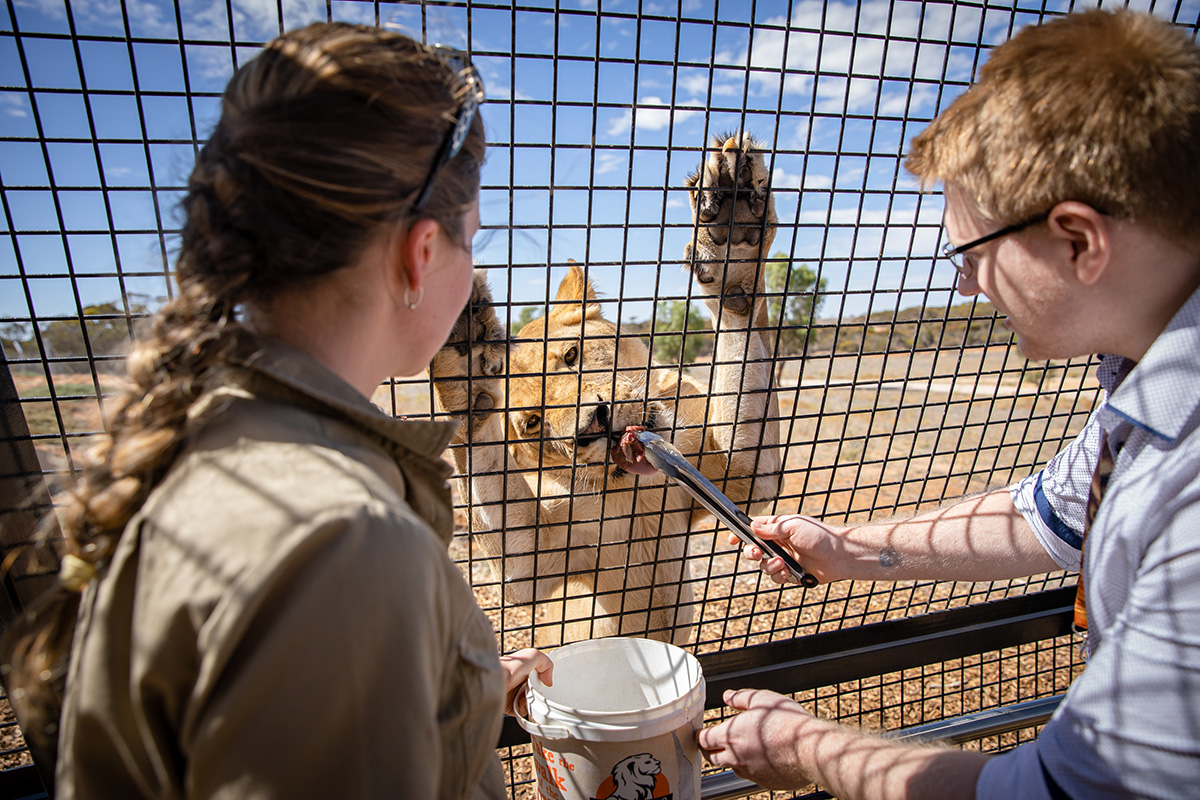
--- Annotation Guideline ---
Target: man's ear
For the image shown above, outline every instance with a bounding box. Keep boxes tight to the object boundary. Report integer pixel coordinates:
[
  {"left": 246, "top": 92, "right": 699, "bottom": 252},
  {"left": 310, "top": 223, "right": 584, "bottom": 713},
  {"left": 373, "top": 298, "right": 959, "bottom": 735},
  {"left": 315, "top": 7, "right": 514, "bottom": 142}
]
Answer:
[
  {"left": 1046, "top": 201, "right": 1110, "bottom": 286},
  {"left": 392, "top": 218, "right": 442, "bottom": 296}
]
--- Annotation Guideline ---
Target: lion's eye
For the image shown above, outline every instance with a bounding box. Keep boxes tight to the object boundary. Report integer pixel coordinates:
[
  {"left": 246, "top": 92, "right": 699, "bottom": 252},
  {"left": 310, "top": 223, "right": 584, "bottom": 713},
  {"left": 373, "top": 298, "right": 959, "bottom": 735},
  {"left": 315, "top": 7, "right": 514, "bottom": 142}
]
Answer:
[
  {"left": 563, "top": 346, "right": 578, "bottom": 367},
  {"left": 525, "top": 414, "right": 541, "bottom": 433}
]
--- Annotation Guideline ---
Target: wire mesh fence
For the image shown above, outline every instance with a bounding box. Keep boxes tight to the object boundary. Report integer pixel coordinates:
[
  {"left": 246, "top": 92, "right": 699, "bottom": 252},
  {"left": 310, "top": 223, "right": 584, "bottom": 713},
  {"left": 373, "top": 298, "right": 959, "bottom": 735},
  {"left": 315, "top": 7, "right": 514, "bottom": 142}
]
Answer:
[{"left": 3, "top": 0, "right": 1198, "bottom": 795}]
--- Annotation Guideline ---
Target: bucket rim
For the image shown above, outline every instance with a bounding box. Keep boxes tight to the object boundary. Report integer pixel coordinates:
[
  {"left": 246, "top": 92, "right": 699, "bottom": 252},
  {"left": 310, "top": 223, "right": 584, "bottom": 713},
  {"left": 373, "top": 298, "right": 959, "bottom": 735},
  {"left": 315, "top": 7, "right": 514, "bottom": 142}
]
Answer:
[
  {"left": 527, "top": 637, "right": 704, "bottom": 723},
  {"left": 527, "top": 677, "right": 705, "bottom": 723},
  {"left": 519, "top": 684, "right": 706, "bottom": 742}
]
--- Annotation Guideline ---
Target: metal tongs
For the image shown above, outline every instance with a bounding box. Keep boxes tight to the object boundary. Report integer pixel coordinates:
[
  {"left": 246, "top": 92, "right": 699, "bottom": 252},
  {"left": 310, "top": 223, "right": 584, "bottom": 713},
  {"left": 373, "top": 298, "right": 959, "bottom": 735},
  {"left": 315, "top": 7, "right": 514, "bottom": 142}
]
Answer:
[{"left": 634, "top": 429, "right": 819, "bottom": 587}]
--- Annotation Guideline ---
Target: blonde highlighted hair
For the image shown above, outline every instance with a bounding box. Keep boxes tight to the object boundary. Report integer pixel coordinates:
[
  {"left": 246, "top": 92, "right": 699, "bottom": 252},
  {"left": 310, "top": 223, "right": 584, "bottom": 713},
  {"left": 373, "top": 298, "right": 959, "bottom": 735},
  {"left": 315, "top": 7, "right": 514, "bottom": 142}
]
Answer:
[
  {"left": 1, "top": 21, "right": 485, "bottom": 771},
  {"left": 905, "top": 9, "right": 1200, "bottom": 242}
]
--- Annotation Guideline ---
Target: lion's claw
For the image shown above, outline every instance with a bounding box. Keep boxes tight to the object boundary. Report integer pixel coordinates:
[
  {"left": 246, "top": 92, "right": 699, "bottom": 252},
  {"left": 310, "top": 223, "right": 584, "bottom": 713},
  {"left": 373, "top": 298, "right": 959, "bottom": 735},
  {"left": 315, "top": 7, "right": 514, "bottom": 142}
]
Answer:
[
  {"left": 683, "top": 132, "right": 777, "bottom": 313},
  {"left": 430, "top": 269, "right": 507, "bottom": 422}
]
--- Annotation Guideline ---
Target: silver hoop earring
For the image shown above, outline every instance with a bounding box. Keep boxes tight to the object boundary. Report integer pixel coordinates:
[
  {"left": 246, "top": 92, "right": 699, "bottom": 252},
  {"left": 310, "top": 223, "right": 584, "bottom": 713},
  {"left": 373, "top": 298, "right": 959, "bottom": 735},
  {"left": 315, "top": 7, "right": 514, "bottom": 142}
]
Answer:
[{"left": 403, "top": 286, "right": 424, "bottom": 310}]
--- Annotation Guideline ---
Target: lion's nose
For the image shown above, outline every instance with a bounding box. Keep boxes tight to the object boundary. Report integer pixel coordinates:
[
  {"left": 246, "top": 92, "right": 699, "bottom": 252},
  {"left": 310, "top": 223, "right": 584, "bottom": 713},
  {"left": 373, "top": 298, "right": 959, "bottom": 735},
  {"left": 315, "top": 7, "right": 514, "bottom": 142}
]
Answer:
[{"left": 576, "top": 402, "right": 610, "bottom": 447}]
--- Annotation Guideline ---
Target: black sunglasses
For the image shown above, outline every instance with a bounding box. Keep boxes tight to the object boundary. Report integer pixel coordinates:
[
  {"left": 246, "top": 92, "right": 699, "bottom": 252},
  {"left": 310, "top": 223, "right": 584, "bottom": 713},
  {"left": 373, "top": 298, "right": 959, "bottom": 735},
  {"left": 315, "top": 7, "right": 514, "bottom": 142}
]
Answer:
[
  {"left": 942, "top": 211, "right": 1049, "bottom": 277},
  {"left": 412, "top": 46, "right": 485, "bottom": 213}
]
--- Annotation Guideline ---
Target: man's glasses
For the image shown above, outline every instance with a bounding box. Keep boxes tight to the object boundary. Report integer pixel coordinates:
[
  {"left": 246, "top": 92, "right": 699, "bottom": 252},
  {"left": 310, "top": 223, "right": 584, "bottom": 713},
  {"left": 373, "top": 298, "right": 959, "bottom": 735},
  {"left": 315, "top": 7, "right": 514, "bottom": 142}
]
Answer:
[
  {"left": 412, "top": 46, "right": 486, "bottom": 213},
  {"left": 942, "top": 211, "right": 1049, "bottom": 278}
]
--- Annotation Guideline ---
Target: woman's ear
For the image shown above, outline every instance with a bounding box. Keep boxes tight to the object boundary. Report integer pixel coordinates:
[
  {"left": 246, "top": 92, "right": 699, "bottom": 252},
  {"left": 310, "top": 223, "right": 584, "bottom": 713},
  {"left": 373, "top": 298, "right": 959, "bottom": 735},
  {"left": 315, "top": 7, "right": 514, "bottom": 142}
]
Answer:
[
  {"left": 391, "top": 218, "right": 442, "bottom": 296},
  {"left": 1046, "top": 201, "right": 1111, "bottom": 286}
]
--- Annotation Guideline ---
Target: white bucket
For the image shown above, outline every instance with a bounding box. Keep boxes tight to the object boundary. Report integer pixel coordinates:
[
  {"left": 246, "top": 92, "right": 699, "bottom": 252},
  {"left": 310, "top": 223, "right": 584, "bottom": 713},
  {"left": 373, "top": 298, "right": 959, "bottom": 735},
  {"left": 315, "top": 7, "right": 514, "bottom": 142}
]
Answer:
[{"left": 516, "top": 637, "right": 705, "bottom": 800}]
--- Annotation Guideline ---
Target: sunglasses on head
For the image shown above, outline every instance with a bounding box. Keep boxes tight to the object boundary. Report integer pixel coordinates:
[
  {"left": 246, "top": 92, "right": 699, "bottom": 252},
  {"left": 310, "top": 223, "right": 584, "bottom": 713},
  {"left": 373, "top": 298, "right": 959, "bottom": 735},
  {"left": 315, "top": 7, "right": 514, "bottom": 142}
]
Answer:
[{"left": 412, "top": 45, "right": 485, "bottom": 213}]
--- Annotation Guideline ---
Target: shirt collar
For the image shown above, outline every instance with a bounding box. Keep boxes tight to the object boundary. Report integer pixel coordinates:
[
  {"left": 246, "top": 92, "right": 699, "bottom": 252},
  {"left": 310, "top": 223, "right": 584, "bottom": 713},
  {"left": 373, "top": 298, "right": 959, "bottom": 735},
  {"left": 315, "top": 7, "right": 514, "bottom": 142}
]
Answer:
[
  {"left": 1100, "top": 286, "right": 1200, "bottom": 444},
  {"left": 237, "top": 335, "right": 459, "bottom": 465}
]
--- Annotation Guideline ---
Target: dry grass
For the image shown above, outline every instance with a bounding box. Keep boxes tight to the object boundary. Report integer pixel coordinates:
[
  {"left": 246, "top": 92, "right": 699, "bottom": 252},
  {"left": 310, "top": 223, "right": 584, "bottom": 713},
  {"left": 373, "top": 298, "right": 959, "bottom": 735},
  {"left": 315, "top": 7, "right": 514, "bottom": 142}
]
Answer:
[{"left": 0, "top": 697, "right": 32, "bottom": 770}]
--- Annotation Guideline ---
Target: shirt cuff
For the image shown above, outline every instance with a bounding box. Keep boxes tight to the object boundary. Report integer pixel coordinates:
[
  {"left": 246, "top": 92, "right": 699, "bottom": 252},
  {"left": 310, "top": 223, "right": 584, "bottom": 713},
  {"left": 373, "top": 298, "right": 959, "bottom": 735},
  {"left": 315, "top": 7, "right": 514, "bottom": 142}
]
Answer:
[{"left": 1010, "top": 474, "right": 1082, "bottom": 571}]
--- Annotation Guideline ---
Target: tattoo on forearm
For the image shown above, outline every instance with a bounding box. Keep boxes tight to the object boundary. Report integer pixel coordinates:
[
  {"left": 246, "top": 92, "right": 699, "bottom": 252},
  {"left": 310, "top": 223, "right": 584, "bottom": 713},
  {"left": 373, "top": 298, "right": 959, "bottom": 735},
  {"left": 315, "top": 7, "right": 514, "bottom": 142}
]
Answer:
[{"left": 879, "top": 546, "right": 901, "bottom": 568}]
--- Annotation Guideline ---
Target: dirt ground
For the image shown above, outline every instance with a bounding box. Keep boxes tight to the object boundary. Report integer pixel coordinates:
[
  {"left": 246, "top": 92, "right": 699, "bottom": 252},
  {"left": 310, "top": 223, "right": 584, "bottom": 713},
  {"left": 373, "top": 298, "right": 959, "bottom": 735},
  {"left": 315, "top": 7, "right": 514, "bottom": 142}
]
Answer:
[{"left": 4, "top": 346, "right": 1098, "bottom": 795}]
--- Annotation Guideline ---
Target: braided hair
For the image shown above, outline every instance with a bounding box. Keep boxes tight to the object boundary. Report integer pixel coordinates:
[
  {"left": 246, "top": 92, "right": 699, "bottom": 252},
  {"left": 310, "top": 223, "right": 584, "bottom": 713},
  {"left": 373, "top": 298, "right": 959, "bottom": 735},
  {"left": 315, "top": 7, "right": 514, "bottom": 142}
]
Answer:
[{"left": 1, "top": 21, "right": 485, "bottom": 767}]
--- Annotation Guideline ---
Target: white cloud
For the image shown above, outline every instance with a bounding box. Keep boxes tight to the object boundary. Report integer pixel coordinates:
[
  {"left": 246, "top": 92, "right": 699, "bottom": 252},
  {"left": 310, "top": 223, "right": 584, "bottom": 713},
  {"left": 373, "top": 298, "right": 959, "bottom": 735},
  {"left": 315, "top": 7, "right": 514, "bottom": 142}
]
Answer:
[
  {"left": 799, "top": 173, "right": 832, "bottom": 190},
  {"left": 706, "top": 0, "right": 937, "bottom": 107},
  {"left": 771, "top": 168, "right": 804, "bottom": 189},
  {"left": 594, "top": 152, "right": 626, "bottom": 176},
  {"left": 18, "top": 0, "right": 178, "bottom": 36},
  {"left": 18, "top": 0, "right": 329, "bottom": 44},
  {"left": 606, "top": 96, "right": 702, "bottom": 136},
  {"left": 877, "top": 84, "right": 938, "bottom": 117},
  {"left": 1, "top": 95, "right": 29, "bottom": 118},
  {"left": 797, "top": 205, "right": 884, "bottom": 225},
  {"left": 680, "top": 72, "right": 742, "bottom": 99},
  {"left": 885, "top": 2, "right": 925, "bottom": 38}
]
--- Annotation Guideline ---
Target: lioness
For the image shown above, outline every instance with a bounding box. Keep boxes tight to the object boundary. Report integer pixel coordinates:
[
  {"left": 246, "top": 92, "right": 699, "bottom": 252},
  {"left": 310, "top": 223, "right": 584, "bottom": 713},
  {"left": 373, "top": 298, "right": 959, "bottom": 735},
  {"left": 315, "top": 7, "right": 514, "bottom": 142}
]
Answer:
[{"left": 431, "top": 133, "right": 781, "bottom": 646}]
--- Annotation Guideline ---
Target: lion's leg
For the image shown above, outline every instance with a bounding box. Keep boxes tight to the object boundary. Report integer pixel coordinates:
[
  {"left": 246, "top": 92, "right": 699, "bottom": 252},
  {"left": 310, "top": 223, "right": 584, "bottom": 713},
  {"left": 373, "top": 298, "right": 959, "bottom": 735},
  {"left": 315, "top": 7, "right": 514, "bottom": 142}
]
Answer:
[
  {"left": 588, "top": 568, "right": 692, "bottom": 644},
  {"left": 584, "top": 518, "right": 694, "bottom": 644},
  {"left": 642, "top": 529, "right": 694, "bottom": 645},
  {"left": 429, "top": 270, "right": 561, "bottom": 606},
  {"left": 532, "top": 575, "right": 612, "bottom": 648},
  {"left": 683, "top": 133, "right": 782, "bottom": 509},
  {"left": 429, "top": 269, "right": 507, "bottom": 450}
]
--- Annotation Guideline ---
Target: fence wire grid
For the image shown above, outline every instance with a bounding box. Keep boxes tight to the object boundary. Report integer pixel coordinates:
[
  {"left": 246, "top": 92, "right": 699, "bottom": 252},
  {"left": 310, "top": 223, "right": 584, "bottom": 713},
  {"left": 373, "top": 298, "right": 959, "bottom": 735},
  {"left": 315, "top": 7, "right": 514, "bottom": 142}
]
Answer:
[{"left": 3, "top": 0, "right": 1199, "bottom": 796}]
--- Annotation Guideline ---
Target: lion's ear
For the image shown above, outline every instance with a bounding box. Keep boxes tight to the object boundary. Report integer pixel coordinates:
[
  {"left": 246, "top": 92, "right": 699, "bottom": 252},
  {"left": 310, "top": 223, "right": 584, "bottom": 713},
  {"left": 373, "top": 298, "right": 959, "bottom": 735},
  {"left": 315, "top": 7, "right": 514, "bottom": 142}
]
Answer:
[{"left": 554, "top": 262, "right": 601, "bottom": 319}]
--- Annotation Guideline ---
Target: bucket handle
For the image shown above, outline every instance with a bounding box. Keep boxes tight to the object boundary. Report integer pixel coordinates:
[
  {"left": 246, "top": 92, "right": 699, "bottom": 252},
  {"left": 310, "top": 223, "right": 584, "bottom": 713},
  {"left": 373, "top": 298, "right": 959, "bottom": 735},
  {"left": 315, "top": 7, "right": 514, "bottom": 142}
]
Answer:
[{"left": 512, "top": 697, "right": 570, "bottom": 741}]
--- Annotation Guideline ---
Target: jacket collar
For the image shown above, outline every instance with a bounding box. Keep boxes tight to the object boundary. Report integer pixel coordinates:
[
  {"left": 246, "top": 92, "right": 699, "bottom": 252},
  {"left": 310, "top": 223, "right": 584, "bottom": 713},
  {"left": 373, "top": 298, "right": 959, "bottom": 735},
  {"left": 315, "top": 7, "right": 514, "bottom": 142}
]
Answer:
[
  {"left": 232, "top": 337, "right": 460, "bottom": 540},
  {"left": 238, "top": 336, "right": 458, "bottom": 456}
]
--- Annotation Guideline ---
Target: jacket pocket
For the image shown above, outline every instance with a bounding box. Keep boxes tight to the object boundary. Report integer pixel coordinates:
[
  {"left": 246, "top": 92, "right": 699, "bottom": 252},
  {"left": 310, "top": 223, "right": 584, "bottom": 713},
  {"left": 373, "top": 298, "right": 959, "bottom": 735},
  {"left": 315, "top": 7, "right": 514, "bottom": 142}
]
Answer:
[{"left": 439, "top": 609, "right": 504, "bottom": 800}]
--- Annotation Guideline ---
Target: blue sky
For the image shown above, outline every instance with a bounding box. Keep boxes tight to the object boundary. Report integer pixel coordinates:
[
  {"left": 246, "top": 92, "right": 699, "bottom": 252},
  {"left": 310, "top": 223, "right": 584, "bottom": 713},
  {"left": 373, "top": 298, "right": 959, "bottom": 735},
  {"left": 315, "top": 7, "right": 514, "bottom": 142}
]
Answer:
[{"left": 3, "top": 0, "right": 1198, "bottom": 347}]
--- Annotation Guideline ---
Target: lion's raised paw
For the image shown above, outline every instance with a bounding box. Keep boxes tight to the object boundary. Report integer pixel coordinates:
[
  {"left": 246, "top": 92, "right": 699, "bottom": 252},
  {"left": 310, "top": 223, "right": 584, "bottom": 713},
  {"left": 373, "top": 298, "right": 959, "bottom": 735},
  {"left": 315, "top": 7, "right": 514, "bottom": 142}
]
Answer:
[
  {"left": 688, "top": 132, "right": 772, "bottom": 245},
  {"left": 430, "top": 269, "right": 506, "bottom": 421},
  {"left": 683, "top": 132, "right": 778, "bottom": 314}
]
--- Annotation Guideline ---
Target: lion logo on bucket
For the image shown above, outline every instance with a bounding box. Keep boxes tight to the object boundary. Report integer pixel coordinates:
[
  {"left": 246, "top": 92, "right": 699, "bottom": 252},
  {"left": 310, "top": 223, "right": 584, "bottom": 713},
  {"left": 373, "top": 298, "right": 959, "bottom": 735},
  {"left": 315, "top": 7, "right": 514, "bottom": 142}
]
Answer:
[{"left": 593, "top": 753, "right": 670, "bottom": 800}]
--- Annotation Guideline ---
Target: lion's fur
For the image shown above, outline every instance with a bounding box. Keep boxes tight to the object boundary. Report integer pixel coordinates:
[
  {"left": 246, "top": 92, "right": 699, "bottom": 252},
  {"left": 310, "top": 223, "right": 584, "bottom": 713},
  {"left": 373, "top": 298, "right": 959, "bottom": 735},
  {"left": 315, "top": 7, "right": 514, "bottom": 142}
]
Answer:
[{"left": 432, "top": 132, "right": 781, "bottom": 646}]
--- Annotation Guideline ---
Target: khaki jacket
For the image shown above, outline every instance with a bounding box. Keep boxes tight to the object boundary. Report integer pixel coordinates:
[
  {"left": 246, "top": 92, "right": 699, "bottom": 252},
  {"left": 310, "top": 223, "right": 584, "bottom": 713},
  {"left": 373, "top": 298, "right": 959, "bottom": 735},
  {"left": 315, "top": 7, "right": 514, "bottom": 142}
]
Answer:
[{"left": 56, "top": 339, "right": 506, "bottom": 799}]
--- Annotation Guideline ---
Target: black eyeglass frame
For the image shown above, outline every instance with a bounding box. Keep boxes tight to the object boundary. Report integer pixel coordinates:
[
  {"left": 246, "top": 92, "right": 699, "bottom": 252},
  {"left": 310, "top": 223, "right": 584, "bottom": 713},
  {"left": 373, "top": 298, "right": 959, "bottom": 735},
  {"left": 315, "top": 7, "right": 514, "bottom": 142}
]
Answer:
[
  {"left": 411, "top": 47, "right": 485, "bottom": 213},
  {"left": 941, "top": 211, "right": 1049, "bottom": 277}
]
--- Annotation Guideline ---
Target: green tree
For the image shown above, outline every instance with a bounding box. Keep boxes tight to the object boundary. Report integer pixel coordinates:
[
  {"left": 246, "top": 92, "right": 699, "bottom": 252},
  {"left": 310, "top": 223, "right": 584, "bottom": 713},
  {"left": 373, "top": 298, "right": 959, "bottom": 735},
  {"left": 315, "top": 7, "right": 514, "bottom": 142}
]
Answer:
[
  {"left": 1, "top": 322, "right": 32, "bottom": 358},
  {"left": 510, "top": 305, "right": 545, "bottom": 335},
  {"left": 40, "top": 302, "right": 143, "bottom": 359},
  {"left": 652, "top": 300, "right": 709, "bottom": 364},
  {"left": 764, "top": 253, "right": 825, "bottom": 355}
]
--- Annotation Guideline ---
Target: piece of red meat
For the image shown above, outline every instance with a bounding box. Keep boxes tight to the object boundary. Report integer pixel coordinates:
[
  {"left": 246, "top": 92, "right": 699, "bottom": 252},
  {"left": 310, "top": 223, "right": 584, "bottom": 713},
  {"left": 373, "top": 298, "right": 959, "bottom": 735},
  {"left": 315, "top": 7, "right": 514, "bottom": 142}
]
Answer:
[{"left": 610, "top": 425, "right": 657, "bottom": 475}]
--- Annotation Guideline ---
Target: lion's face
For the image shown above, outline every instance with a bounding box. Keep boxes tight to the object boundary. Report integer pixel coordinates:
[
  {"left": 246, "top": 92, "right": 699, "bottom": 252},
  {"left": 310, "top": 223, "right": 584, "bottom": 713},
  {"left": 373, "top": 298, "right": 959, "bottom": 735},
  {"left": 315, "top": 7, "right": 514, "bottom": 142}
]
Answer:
[{"left": 506, "top": 267, "right": 665, "bottom": 478}]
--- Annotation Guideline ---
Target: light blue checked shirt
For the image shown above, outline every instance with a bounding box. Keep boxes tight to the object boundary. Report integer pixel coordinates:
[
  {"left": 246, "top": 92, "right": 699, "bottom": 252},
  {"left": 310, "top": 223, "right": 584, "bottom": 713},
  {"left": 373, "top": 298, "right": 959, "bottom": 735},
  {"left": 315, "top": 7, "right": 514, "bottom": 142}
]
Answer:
[{"left": 978, "top": 287, "right": 1200, "bottom": 799}]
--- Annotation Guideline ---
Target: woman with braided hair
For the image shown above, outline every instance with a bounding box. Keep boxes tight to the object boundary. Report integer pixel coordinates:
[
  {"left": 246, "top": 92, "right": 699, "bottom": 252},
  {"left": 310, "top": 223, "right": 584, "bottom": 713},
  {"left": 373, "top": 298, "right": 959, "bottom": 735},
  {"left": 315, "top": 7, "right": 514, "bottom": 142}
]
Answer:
[{"left": 2, "top": 22, "right": 550, "bottom": 799}]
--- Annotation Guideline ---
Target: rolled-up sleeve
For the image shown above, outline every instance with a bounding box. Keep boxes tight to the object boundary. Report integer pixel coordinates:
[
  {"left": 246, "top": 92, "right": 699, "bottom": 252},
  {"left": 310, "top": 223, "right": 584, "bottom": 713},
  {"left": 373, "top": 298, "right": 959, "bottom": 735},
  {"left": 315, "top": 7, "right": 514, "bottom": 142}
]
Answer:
[{"left": 1010, "top": 409, "right": 1105, "bottom": 571}]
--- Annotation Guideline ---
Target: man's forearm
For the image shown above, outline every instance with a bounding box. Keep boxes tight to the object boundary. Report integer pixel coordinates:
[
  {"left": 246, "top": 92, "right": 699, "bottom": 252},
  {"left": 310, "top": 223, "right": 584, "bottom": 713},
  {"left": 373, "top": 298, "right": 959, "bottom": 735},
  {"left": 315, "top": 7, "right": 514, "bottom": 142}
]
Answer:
[
  {"left": 793, "top": 714, "right": 988, "bottom": 800},
  {"left": 837, "top": 488, "right": 1060, "bottom": 582}
]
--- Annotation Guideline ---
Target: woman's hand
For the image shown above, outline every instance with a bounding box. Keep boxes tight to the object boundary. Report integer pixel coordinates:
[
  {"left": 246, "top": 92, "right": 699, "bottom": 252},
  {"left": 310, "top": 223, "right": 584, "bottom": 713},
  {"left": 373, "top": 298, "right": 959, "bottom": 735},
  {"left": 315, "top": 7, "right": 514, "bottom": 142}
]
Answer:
[
  {"left": 697, "top": 688, "right": 823, "bottom": 791},
  {"left": 733, "top": 514, "right": 849, "bottom": 585},
  {"left": 499, "top": 648, "right": 554, "bottom": 717}
]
